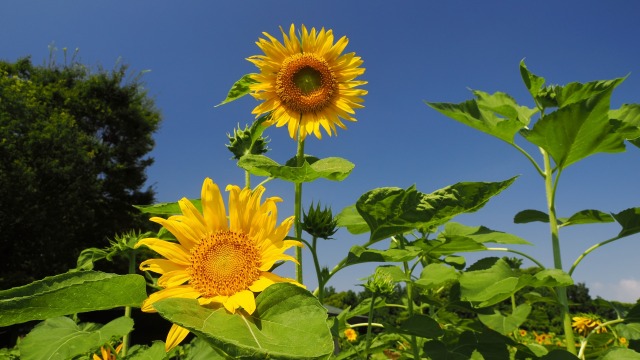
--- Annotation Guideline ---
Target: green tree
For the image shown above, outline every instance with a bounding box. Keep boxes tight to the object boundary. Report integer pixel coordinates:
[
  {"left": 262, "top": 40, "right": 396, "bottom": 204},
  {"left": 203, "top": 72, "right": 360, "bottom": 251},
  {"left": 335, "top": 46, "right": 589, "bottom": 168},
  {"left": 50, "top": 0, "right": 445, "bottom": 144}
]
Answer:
[{"left": 0, "top": 57, "right": 160, "bottom": 288}]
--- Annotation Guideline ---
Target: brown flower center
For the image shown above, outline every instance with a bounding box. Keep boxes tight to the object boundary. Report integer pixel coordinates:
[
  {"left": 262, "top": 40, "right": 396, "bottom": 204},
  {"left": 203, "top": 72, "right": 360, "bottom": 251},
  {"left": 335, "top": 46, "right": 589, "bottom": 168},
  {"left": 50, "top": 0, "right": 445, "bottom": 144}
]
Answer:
[
  {"left": 188, "top": 230, "right": 261, "bottom": 297},
  {"left": 276, "top": 53, "right": 337, "bottom": 113}
]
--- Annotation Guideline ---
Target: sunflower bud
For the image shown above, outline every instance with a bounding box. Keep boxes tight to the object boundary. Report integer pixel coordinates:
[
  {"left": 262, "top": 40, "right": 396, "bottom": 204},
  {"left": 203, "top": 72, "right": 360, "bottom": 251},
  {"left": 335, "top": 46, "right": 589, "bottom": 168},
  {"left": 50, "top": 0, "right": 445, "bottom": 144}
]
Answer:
[
  {"left": 226, "top": 123, "right": 269, "bottom": 160},
  {"left": 301, "top": 202, "right": 338, "bottom": 240},
  {"left": 363, "top": 268, "right": 396, "bottom": 296}
]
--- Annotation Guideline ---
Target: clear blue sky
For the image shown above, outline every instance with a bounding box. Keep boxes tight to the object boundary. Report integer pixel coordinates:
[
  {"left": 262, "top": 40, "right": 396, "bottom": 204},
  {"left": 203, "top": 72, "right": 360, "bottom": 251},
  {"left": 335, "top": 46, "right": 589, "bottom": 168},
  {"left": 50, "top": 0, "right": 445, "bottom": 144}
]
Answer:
[{"left": 3, "top": 1, "right": 640, "bottom": 302}]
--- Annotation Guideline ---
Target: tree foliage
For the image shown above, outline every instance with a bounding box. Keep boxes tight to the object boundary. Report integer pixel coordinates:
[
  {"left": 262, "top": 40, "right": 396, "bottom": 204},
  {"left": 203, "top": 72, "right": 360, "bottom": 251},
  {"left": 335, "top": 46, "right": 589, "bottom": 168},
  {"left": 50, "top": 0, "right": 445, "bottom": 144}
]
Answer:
[{"left": 0, "top": 57, "right": 160, "bottom": 288}]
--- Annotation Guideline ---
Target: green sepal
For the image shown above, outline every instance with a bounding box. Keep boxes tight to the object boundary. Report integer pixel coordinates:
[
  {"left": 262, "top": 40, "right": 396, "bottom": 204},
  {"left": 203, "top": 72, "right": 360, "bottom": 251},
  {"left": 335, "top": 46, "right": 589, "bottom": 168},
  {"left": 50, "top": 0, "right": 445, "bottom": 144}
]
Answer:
[
  {"left": 238, "top": 154, "right": 354, "bottom": 183},
  {"left": 0, "top": 271, "right": 147, "bottom": 327},
  {"left": 153, "top": 283, "right": 333, "bottom": 359},
  {"left": 18, "top": 316, "right": 133, "bottom": 360},
  {"left": 215, "top": 73, "right": 257, "bottom": 107}
]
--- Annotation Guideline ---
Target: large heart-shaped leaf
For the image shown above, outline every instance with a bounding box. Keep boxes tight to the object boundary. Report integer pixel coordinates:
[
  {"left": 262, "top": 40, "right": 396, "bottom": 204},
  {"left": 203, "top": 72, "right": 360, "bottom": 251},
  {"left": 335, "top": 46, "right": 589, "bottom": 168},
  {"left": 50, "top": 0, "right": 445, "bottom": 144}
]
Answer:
[
  {"left": 355, "top": 177, "right": 517, "bottom": 243},
  {"left": 19, "top": 316, "right": 133, "bottom": 360},
  {"left": 153, "top": 283, "right": 333, "bottom": 359},
  {"left": 478, "top": 304, "right": 532, "bottom": 335},
  {"left": 0, "top": 271, "right": 147, "bottom": 327}
]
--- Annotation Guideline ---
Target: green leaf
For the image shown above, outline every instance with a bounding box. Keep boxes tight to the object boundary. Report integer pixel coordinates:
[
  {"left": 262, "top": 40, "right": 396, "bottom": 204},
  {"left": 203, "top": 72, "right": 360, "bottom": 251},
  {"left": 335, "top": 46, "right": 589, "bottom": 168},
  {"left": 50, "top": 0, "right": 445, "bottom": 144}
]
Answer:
[
  {"left": 385, "top": 314, "right": 444, "bottom": 339},
  {"left": 426, "top": 91, "right": 535, "bottom": 144},
  {"left": 355, "top": 177, "right": 517, "bottom": 243},
  {"left": 19, "top": 316, "right": 133, "bottom": 360},
  {"left": 375, "top": 265, "right": 411, "bottom": 283},
  {"left": 415, "top": 263, "right": 459, "bottom": 289},
  {"left": 215, "top": 73, "right": 257, "bottom": 107},
  {"left": 416, "top": 236, "right": 487, "bottom": 257},
  {"left": 612, "top": 207, "right": 640, "bottom": 237},
  {"left": 0, "top": 271, "right": 147, "bottom": 327},
  {"left": 183, "top": 338, "right": 227, "bottom": 360},
  {"left": 478, "top": 303, "right": 532, "bottom": 335},
  {"left": 598, "top": 347, "right": 640, "bottom": 359},
  {"left": 76, "top": 247, "right": 109, "bottom": 271},
  {"left": 345, "top": 245, "right": 421, "bottom": 266},
  {"left": 559, "top": 209, "right": 614, "bottom": 227},
  {"left": 153, "top": 283, "right": 333, "bottom": 359},
  {"left": 610, "top": 104, "right": 640, "bottom": 148},
  {"left": 539, "top": 350, "right": 580, "bottom": 360},
  {"left": 238, "top": 154, "right": 354, "bottom": 183},
  {"left": 615, "top": 323, "right": 640, "bottom": 340},
  {"left": 127, "top": 341, "right": 168, "bottom": 360},
  {"left": 521, "top": 77, "right": 626, "bottom": 169},
  {"left": 135, "top": 199, "right": 202, "bottom": 215},
  {"left": 519, "top": 60, "right": 547, "bottom": 103},
  {"left": 514, "top": 209, "right": 550, "bottom": 224},
  {"left": 438, "top": 222, "right": 531, "bottom": 245},
  {"left": 626, "top": 302, "right": 640, "bottom": 323},
  {"left": 336, "top": 204, "right": 370, "bottom": 235}
]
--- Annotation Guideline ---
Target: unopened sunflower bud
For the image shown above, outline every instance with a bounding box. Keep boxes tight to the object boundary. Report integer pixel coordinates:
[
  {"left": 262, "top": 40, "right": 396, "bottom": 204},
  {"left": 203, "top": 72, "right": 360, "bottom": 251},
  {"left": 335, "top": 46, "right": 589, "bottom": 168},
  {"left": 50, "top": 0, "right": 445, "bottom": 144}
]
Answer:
[
  {"left": 363, "top": 268, "right": 395, "bottom": 296},
  {"left": 301, "top": 202, "right": 338, "bottom": 240},
  {"left": 226, "top": 123, "right": 269, "bottom": 160}
]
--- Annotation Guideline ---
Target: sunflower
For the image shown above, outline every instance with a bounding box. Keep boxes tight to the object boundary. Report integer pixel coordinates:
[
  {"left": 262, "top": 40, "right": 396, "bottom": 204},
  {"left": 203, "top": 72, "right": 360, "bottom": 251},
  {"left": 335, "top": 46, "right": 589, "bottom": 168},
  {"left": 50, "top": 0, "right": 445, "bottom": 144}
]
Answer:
[
  {"left": 344, "top": 328, "right": 358, "bottom": 342},
  {"left": 92, "top": 344, "right": 122, "bottom": 360},
  {"left": 572, "top": 315, "right": 607, "bottom": 337},
  {"left": 247, "top": 24, "right": 367, "bottom": 140},
  {"left": 136, "top": 178, "right": 302, "bottom": 351}
]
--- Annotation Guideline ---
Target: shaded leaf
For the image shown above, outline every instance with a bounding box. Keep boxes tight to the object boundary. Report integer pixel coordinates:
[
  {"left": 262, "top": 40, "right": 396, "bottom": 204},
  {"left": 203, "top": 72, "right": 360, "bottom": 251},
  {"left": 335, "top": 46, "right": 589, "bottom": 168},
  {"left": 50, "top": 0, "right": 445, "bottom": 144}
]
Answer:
[
  {"left": 615, "top": 323, "right": 640, "bottom": 341},
  {"left": 19, "top": 316, "right": 133, "bottom": 360},
  {"left": 216, "top": 73, "right": 257, "bottom": 106},
  {"left": 514, "top": 209, "right": 549, "bottom": 224},
  {"left": 610, "top": 104, "right": 640, "bottom": 147},
  {"left": 153, "top": 283, "right": 333, "bottom": 359},
  {"left": 598, "top": 347, "right": 640, "bottom": 359},
  {"left": 127, "top": 341, "right": 168, "bottom": 360},
  {"left": 0, "top": 271, "right": 147, "bottom": 327},
  {"left": 345, "top": 245, "right": 421, "bottom": 266},
  {"left": 355, "top": 177, "right": 517, "bottom": 243},
  {"left": 385, "top": 314, "right": 444, "bottom": 339},
  {"left": 416, "top": 236, "right": 487, "bottom": 257},
  {"left": 559, "top": 209, "right": 614, "bottom": 227},
  {"left": 612, "top": 207, "right": 640, "bottom": 237},
  {"left": 238, "top": 154, "right": 354, "bottom": 183}
]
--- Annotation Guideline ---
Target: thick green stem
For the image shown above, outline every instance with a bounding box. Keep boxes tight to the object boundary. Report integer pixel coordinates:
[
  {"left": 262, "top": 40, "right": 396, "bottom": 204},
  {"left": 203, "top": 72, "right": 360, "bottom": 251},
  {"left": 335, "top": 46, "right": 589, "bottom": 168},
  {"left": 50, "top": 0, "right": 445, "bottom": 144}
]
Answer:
[
  {"left": 245, "top": 169, "right": 251, "bottom": 189},
  {"left": 294, "top": 129, "right": 305, "bottom": 284},
  {"left": 542, "top": 149, "right": 576, "bottom": 355},
  {"left": 121, "top": 250, "right": 136, "bottom": 357},
  {"left": 398, "top": 236, "right": 420, "bottom": 360}
]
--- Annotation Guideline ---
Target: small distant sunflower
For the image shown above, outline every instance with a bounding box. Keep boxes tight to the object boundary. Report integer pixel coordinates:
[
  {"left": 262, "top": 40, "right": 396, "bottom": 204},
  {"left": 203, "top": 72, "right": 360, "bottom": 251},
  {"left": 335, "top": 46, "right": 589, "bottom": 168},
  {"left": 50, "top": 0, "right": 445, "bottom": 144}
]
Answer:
[
  {"left": 93, "top": 344, "right": 122, "bottom": 360},
  {"left": 136, "top": 178, "right": 302, "bottom": 351},
  {"left": 248, "top": 24, "right": 367, "bottom": 140},
  {"left": 344, "top": 328, "right": 358, "bottom": 342},
  {"left": 572, "top": 315, "right": 607, "bottom": 337}
]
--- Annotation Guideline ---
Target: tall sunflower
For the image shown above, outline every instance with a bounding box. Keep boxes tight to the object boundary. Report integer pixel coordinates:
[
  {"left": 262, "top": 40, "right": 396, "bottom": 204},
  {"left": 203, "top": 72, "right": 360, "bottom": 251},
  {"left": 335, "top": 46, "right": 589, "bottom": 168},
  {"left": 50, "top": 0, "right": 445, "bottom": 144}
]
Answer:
[
  {"left": 136, "top": 178, "right": 302, "bottom": 351},
  {"left": 248, "top": 24, "right": 367, "bottom": 140}
]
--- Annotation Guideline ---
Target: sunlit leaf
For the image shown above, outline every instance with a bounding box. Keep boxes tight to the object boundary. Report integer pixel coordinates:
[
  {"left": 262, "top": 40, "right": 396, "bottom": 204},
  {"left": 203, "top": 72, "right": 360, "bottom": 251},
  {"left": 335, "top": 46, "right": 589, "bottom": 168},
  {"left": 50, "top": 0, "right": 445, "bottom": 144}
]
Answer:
[
  {"left": 215, "top": 73, "right": 257, "bottom": 107},
  {"left": 355, "top": 177, "right": 517, "bottom": 243},
  {"left": 336, "top": 204, "right": 369, "bottom": 235},
  {"left": 415, "top": 263, "right": 459, "bottom": 289},
  {"left": 426, "top": 91, "right": 534, "bottom": 144},
  {"left": 438, "top": 222, "right": 531, "bottom": 245},
  {"left": 19, "top": 316, "right": 133, "bottom": 360},
  {"left": 153, "top": 283, "right": 333, "bottom": 359},
  {"left": 521, "top": 77, "right": 626, "bottom": 169},
  {"left": 615, "top": 323, "right": 640, "bottom": 340},
  {"left": 610, "top": 104, "right": 640, "bottom": 148},
  {"left": 519, "top": 60, "right": 547, "bottom": 105},
  {"left": 478, "top": 303, "right": 531, "bottom": 335},
  {"left": 0, "top": 271, "right": 147, "bottom": 327},
  {"left": 238, "top": 154, "right": 354, "bottom": 183}
]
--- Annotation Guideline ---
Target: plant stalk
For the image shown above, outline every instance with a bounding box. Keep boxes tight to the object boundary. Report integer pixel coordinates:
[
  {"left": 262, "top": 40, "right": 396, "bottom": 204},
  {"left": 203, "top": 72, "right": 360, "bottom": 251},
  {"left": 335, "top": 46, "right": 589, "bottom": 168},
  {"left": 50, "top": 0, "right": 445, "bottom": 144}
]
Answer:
[
  {"left": 310, "top": 236, "right": 324, "bottom": 303},
  {"left": 542, "top": 148, "right": 576, "bottom": 354},
  {"left": 294, "top": 127, "right": 305, "bottom": 284},
  {"left": 398, "top": 236, "right": 420, "bottom": 360},
  {"left": 364, "top": 293, "right": 377, "bottom": 357},
  {"left": 121, "top": 249, "right": 136, "bottom": 357}
]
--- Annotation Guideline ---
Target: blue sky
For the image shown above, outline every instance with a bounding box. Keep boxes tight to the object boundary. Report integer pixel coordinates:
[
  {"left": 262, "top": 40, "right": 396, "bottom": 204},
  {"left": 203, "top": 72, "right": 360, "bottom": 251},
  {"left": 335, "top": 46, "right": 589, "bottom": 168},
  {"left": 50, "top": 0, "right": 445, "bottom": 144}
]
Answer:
[{"left": 3, "top": 1, "right": 640, "bottom": 302}]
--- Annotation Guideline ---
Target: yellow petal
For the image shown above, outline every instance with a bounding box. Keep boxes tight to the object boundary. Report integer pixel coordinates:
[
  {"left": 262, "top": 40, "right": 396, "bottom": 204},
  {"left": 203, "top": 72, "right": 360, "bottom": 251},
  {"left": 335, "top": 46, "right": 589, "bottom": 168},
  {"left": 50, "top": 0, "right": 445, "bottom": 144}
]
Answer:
[
  {"left": 135, "top": 238, "right": 191, "bottom": 266},
  {"left": 229, "top": 290, "right": 257, "bottom": 315},
  {"left": 165, "top": 324, "right": 190, "bottom": 352},
  {"left": 141, "top": 285, "right": 200, "bottom": 312},
  {"left": 157, "top": 270, "right": 190, "bottom": 288},
  {"left": 202, "top": 178, "right": 228, "bottom": 232},
  {"left": 139, "top": 259, "right": 185, "bottom": 275}
]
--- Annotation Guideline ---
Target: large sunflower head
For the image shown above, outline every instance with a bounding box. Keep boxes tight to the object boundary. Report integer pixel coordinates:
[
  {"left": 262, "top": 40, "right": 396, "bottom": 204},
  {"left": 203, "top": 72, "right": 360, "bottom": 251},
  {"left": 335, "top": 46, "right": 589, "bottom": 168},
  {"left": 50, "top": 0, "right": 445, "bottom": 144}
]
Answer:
[
  {"left": 248, "top": 24, "right": 367, "bottom": 140},
  {"left": 135, "top": 178, "right": 302, "bottom": 351}
]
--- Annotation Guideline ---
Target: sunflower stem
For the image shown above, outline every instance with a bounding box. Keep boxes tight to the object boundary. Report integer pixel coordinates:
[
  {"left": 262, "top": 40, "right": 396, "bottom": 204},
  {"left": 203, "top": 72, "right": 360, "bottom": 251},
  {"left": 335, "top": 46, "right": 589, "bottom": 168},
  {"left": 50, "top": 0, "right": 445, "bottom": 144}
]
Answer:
[
  {"left": 541, "top": 148, "right": 576, "bottom": 355},
  {"left": 397, "top": 235, "right": 420, "bottom": 360},
  {"left": 245, "top": 169, "right": 251, "bottom": 189},
  {"left": 121, "top": 249, "right": 136, "bottom": 357},
  {"left": 364, "top": 292, "right": 377, "bottom": 357},
  {"left": 294, "top": 127, "right": 305, "bottom": 284},
  {"left": 310, "top": 235, "right": 324, "bottom": 303}
]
